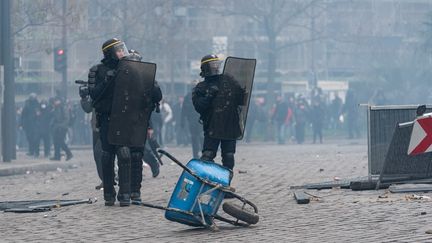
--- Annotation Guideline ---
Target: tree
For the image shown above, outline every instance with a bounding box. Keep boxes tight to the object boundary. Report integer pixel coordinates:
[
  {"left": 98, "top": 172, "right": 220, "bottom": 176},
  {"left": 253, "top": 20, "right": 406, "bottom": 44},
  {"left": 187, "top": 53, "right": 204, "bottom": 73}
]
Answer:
[
  {"left": 13, "top": 0, "right": 83, "bottom": 56},
  {"left": 219, "top": 0, "right": 326, "bottom": 92}
]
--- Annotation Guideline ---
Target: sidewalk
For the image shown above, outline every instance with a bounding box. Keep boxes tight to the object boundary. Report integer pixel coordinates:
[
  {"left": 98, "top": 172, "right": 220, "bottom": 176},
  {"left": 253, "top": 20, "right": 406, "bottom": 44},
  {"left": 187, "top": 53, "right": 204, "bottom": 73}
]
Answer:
[{"left": 0, "top": 151, "right": 81, "bottom": 177}]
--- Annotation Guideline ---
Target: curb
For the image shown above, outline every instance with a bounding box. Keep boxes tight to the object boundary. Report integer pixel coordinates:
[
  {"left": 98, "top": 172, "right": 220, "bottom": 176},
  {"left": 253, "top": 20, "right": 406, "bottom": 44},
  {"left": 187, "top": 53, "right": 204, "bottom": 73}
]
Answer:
[{"left": 0, "top": 162, "right": 77, "bottom": 177}]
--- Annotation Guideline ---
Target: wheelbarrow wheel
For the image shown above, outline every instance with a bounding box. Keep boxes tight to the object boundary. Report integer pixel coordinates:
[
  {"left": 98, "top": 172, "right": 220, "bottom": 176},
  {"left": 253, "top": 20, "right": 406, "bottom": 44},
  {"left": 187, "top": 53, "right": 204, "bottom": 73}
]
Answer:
[{"left": 222, "top": 202, "right": 259, "bottom": 225}]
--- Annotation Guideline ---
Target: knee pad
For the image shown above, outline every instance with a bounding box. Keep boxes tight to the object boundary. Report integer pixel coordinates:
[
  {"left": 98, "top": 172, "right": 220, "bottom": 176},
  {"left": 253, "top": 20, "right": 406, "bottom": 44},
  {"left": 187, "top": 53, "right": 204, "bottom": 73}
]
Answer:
[
  {"left": 117, "top": 146, "right": 131, "bottom": 162},
  {"left": 131, "top": 151, "right": 143, "bottom": 163},
  {"left": 201, "top": 150, "right": 216, "bottom": 162},
  {"left": 131, "top": 151, "right": 143, "bottom": 171}
]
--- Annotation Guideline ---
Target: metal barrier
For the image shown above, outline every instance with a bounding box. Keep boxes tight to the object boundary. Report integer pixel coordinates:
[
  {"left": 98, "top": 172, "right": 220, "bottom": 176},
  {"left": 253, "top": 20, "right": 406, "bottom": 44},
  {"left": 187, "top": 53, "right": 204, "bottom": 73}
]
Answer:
[
  {"left": 377, "top": 122, "right": 432, "bottom": 184},
  {"left": 367, "top": 105, "right": 432, "bottom": 175}
]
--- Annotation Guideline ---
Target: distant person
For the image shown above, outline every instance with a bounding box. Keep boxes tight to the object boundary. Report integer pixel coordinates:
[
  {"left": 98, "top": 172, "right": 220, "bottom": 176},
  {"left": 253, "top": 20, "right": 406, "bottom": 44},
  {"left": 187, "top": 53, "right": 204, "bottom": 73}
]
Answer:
[
  {"left": 330, "top": 93, "right": 343, "bottom": 129},
  {"left": 272, "top": 95, "right": 289, "bottom": 144},
  {"left": 181, "top": 83, "right": 204, "bottom": 158},
  {"left": 311, "top": 87, "right": 324, "bottom": 104},
  {"left": 160, "top": 100, "right": 173, "bottom": 145},
  {"left": 70, "top": 102, "right": 88, "bottom": 145},
  {"left": 310, "top": 99, "right": 324, "bottom": 144},
  {"left": 151, "top": 111, "right": 163, "bottom": 146},
  {"left": 35, "top": 99, "right": 52, "bottom": 158},
  {"left": 16, "top": 107, "right": 26, "bottom": 150},
  {"left": 173, "top": 96, "right": 188, "bottom": 146},
  {"left": 295, "top": 96, "right": 308, "bottom": 144},
  {"left": 286, "top": 95, "right": 296, "bottom": 142},
  {"left": 50, "top": 97, "right": 73, "bottom": 161},
  {"left": 21, "top": 93, "right": 39, "bottom": 156}
]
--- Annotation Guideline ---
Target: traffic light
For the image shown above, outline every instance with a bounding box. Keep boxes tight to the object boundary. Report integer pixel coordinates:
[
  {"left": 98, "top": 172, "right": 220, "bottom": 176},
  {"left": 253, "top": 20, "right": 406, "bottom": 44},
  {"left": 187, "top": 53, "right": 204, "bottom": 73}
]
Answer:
[{"left": 54, "top": 47, "right": 67, "bottom": 72}]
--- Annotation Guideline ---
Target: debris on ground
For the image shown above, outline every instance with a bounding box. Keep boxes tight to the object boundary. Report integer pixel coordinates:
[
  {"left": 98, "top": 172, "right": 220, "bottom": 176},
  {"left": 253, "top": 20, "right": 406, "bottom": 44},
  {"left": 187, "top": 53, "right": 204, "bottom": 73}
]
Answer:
[
  {"left": 405, "top": 194, "right": 431, "bottom": 201},
  {"left": 0, "top": 198, "right": 96, "bottom": 213},
  {"left": 294, "top": 191, "right": 310, "bottom": 204},
  {"left": 303, "top": 192, "right": 321, "bottom": 202},
  {"left": 389, "top": 184, "right": 432, "bottom": 194},
  {"left": 350, "top": 181, "right": 390, "bottom": 191}
]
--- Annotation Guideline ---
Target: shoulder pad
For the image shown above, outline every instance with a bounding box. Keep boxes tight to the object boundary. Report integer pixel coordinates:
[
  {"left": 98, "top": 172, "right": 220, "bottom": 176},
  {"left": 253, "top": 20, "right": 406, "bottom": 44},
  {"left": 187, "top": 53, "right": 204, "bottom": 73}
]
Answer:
[
  {"left": 192, "top": 83, "right": 206, "bottom": 95},
  {"left": 195, "top": 81, "right": 206, "bottom": 89},
  {"left": 88, "top": 66, "right": 96, "bottom": 82},
  {"left": 89, "top": 64, "right": 100, "bottom": 72}
]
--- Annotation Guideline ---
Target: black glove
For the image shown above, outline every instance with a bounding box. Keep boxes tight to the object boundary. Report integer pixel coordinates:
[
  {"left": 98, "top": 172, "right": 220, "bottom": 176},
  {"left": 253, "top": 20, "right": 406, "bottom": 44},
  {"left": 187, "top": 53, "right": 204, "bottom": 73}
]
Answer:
[
  {"left": 207, "top": 85, "right": 219, "bottom": 98},
  {"left": 79, "top": 86, "right": 89, "bottom": 98}
]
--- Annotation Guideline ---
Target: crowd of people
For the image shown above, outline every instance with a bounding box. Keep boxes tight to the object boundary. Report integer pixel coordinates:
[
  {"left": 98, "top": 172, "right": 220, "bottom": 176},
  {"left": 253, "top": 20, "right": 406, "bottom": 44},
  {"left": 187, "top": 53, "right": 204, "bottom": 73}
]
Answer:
[
  {"left": 147, "top": 87, "right": 362, "bottom": 152},
  {"left": 16, "top": 92, "right": 91, "bottom": 160},
  {"left": 247, "top": 87, "right": 362, "bottom": 145},
  {"left": 16, "top": 87, "right": 362, "bottom": 161}
]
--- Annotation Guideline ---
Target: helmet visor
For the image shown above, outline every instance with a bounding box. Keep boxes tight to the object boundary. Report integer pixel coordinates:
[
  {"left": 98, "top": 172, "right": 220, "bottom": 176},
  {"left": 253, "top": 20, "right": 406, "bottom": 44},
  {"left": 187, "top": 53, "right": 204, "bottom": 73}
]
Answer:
[
  {"left": 113, "top": 42, "right": 129, "bottom": 59},
  {"left": 208, "top": 60, "right": 221, "bottom": 75},
  {"left": 201, "top": 59, "right": 221, "bottom": 77}
]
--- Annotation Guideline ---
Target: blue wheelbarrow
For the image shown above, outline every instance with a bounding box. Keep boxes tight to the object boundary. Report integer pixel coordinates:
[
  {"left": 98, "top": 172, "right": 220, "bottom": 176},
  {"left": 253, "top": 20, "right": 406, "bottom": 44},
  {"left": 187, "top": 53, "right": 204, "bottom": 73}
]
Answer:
[{"left": 141, "top": 149, "right": 259, "bottom": 230}]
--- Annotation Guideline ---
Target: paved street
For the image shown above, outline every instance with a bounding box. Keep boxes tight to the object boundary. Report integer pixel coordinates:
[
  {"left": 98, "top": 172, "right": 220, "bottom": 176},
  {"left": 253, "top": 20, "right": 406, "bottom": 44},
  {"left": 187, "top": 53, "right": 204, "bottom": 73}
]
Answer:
[{"left": 2, "top": 140, "right": 432, "bottom": 242}]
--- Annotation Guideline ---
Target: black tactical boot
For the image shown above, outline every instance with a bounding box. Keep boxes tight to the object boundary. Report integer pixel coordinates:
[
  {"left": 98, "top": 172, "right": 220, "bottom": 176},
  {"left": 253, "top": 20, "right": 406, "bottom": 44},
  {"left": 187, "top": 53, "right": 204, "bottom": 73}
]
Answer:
[
  {"left": 117, "top": 193, "right": 131, "bottom": 207},
  {"left": 131, "top": 192, "right": 142, "bottom": 205},
  {"left": 104, "top": 195, "right": 116, "bottom": 206}
]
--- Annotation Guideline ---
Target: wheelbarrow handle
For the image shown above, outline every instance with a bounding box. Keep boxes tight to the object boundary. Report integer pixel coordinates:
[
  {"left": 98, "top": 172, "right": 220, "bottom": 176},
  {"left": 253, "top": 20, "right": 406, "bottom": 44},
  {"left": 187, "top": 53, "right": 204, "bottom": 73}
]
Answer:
[
  {"left": 157, "top": 149, "right": 195, "bottom": 176},
  {"left": 157, "top": 148, "right": 235, "bottom": 192}
]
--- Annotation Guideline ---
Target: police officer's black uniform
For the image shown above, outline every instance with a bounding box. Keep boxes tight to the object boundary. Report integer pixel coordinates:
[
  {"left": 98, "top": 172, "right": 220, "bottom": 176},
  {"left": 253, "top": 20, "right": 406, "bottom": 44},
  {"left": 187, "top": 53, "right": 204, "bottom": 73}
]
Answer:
[{"left": 192, "top": 55, "right": 242, "bottom": 171}]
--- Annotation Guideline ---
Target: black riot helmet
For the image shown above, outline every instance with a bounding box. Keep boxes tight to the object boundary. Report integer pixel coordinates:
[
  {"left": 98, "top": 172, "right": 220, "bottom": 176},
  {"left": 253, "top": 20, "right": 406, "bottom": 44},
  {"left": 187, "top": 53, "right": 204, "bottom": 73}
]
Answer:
[
  {"left": 101, "top": 38, "right": 130, "bottom": 61},
  {"left": 200, "top": 54, "right": 221, "bottom": 78}
]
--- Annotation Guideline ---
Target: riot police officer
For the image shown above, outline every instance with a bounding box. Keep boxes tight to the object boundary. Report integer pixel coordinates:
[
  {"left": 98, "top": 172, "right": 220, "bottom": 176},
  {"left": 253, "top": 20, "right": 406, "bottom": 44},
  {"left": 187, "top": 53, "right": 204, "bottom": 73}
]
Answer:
[
  {"left": 192, "top": 54, "right": 244, "bottom": 173},
  {"left": 84, "top": 38, "right": 161, "bottom": 206},
  {"left": 87, "top": 38, "right": 127, "bottom": 206}
]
